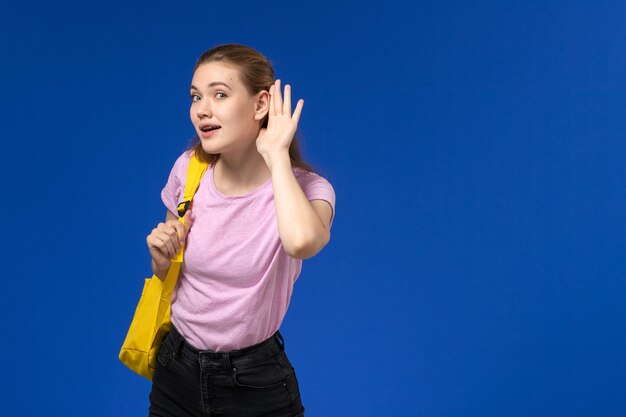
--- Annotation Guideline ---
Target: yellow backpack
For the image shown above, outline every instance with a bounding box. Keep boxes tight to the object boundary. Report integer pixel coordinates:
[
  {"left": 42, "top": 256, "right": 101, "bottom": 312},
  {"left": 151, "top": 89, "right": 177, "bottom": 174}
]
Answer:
[{"left": 119, "top": 153, "right": 208, "bottom": 380}]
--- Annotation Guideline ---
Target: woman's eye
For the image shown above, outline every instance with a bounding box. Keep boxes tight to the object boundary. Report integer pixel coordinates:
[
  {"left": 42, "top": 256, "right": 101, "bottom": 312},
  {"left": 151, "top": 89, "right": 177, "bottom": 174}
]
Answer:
[{"left": 190, "top": 92, "right": 226, "bottom": 102}]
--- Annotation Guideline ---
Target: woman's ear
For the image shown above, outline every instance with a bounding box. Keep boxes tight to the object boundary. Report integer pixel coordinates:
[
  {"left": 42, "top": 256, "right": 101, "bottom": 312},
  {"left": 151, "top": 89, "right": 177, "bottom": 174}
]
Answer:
[{"left": 254, "top": 90, "right": 270, "bottom": 121}]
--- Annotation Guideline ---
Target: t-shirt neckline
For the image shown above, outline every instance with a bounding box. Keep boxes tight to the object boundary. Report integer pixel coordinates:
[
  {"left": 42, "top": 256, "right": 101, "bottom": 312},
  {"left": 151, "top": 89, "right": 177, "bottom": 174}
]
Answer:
[{"left": 208, "top": 163, "right": 273, "bottom": 200}]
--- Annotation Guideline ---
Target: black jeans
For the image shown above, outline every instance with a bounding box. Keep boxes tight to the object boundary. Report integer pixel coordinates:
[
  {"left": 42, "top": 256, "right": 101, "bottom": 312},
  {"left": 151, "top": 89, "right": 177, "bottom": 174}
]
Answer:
[{"left": 148, "top": 325, "right": 305, "bottom": 417}]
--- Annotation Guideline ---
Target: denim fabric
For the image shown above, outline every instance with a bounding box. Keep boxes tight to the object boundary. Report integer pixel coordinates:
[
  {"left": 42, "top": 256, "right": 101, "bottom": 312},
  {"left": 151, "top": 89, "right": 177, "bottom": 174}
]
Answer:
[{"left": 148, "top": 325, "right": 305, "bottom": 417}]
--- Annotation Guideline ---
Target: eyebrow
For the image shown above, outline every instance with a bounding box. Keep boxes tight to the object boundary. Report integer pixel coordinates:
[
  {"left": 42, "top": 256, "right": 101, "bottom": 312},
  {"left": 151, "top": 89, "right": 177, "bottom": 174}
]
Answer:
[{"left": 190, "top": 82, "right": 232, "bottom": 90}]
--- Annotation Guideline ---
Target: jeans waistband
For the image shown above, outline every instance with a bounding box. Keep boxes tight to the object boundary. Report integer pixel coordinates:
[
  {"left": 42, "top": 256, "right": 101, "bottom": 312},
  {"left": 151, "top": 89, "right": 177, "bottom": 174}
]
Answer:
[{"left": 163, "top": 325, "right": 286, "bottom": 370}]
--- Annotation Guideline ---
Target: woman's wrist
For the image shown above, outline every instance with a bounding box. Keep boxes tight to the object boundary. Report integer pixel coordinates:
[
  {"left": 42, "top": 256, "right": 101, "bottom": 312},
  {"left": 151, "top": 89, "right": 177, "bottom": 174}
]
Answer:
[
  {"left": 152, "top": 258, "right": 171, "bottom": 281},
  {"left": 264, "top": 149, "right": 291, "bottom": 173}
]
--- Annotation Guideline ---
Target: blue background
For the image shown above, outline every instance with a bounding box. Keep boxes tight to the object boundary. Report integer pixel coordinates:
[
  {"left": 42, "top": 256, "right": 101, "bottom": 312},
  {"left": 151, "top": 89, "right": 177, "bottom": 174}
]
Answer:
[{"left": 1, "top": 1, "right": 625, "bottom": 416}]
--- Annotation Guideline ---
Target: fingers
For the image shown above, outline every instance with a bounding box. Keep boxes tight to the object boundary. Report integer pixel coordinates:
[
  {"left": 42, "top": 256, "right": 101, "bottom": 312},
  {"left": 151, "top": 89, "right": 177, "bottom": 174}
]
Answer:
[
  {"left": 166, "top": 219, "right": 187, "bottom": 246},
  {"left": 269, "top": 85, "right": 276, "bottom": 119},
  {"left": 283, "top": 83, "right": 291, "bottom": 115},
  {"left": 160, "top": 222, "right": 181, "bottom": 256},
  {"left": 147, "top": 220, "right": 184, "bottom": 260},
  {"left": 183, "top": 209, "right": 193, "bottom": 233},
  {"left": 269, "top": 80, "right": 302, "bottom": 119},
  {"left": 292, "top": 99, "right": 304, "bottom": 123},
  {"left": 274, "top": 79, "right": 283, "bottom": 115},
  {"left": 147, "top": 227, "right": 177, "bottom": 260}
]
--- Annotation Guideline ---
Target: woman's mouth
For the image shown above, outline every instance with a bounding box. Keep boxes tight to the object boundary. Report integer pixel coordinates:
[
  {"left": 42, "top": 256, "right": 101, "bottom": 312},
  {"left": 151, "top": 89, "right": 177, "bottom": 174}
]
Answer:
[{"left": 200, "top": 126, "right": 221, "bottom": 138}]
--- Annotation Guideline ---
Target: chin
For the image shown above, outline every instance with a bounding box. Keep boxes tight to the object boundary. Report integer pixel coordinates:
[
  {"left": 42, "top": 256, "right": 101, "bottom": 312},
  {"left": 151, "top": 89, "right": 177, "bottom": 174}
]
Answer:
[{"left": 200, "top": 142, "right": 218, "bottom": 155}]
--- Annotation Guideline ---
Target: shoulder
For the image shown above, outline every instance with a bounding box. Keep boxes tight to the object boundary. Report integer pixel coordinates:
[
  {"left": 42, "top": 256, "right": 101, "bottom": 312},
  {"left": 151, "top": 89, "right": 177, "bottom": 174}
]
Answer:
[
  {"left": 162, "top": 149, "right": 196, "bottom": 194},
  {"left": 161, "top": 149, "right": 196, "bottom": 215},
  {"left": 293, "top": 167, "right": 333, "bottom": 185},
  {"left": 172, "top": 149, "right": 195, "bottom": 172},
  {"left": 293, "top": 168, "right": 335, "bottom": 192},
  {"left": 167, "top": 149, "right": 195, "bottom": 183},
  {"left": 293, "top": 167, "right": 336, "bottom": 229},
  {"left": 293, "top": 167, "right": 336, "bottom": 206}
]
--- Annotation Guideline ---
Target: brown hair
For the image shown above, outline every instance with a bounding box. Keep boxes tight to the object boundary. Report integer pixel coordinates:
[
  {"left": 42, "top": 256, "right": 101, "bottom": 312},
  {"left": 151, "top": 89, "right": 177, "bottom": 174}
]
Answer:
[{"left": 186, "top": 44, "right": 317, "bottom": 174}]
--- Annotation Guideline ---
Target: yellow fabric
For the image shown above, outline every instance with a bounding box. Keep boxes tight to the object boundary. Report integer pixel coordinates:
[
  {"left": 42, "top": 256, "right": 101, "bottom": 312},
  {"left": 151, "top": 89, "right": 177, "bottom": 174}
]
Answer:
[{"left": 119, "top": 153, "right": 208, "bottom": 380}]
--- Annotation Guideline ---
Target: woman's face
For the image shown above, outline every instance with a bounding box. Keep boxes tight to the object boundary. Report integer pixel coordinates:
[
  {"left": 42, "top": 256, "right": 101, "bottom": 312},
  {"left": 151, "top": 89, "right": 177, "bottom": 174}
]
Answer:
[{"left": 189, "top": 61, "right": 264, "bottom": 155}]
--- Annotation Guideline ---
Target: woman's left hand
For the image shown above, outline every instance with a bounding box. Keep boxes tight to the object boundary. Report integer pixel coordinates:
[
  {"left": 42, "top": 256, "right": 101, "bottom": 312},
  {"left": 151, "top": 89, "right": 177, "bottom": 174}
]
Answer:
[{"left": 256, "top": 79, "right": 304, "bottom": 160}]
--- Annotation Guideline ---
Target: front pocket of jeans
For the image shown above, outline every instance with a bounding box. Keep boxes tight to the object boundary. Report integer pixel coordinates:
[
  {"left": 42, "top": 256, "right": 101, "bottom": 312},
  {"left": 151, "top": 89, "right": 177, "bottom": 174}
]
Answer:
[
  {"left": 232, "top": 357, "right": 287, "bottom": 389},
  {"left": 157, "top": 340, "right": 171, "bottom": 368}
]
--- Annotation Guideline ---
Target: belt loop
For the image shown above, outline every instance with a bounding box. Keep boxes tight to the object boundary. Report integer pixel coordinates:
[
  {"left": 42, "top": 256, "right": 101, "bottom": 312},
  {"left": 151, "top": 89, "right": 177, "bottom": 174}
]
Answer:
[
  {"left": 223, "top": 353, "right": 232, "bottom": 370},
  {"left": 275, "top": 330, "right": 285, "bottom": 351}
]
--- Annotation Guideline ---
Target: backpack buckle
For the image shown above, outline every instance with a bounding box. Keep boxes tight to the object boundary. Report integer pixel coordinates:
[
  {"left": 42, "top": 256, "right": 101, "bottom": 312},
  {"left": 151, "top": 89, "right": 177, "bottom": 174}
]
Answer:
[{"left": 177, "top": 200, "right": 190, "bottom": 218}]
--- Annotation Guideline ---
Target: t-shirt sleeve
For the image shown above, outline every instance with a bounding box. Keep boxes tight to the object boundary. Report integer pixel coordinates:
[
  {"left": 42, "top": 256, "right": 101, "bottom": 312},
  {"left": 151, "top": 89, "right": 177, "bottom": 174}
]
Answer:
[
  {"left": 161, "top": 150, "right": 193, "bottom": 217},
  {"left": 296, "top": 169, "right": 337, "bottom": 228}
]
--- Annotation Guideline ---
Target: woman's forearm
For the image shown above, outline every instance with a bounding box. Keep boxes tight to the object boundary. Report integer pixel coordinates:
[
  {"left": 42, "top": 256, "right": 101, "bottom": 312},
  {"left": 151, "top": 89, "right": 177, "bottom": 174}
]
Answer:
[{"left": 267, "top": 150, "right": 329, "bottom": 258}]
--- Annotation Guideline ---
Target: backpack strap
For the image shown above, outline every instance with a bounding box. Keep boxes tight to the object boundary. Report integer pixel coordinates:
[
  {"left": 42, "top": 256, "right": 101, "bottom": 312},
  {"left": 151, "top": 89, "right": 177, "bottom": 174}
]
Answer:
[{"left": 171, "top": 152, "right": 208, "bottom": 263}]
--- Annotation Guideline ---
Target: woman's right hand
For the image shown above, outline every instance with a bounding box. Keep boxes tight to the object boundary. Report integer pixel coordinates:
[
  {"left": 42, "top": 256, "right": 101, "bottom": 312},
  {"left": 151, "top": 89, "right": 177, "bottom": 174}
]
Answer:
[{"left": 146, "top": 208, "right": 192, "bottom": 271}]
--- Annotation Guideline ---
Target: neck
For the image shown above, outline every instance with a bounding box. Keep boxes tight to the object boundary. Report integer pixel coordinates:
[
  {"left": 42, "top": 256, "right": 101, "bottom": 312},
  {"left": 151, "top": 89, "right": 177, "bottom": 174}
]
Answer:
[{"left": 214, "top": 145, "right": 272, "bottom": 193}]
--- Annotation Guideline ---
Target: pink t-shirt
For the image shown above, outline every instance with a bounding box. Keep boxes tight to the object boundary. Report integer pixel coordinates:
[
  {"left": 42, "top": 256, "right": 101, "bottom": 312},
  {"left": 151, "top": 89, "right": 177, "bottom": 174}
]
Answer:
[{"left": 161, "top": 150, "right": 336, "bottom": 351}]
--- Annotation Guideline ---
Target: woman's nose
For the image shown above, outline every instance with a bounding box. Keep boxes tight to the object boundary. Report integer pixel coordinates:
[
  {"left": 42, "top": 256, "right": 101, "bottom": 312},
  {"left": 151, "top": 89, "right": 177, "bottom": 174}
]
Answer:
[{"left": 196, "top": 99, "right": 213, "bottom": 118}]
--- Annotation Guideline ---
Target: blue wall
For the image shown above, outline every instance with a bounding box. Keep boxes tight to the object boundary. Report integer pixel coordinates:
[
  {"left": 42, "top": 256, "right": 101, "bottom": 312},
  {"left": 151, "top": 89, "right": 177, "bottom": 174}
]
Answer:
[{"left": 2, "top": 1, "right": 625, "bottom": 415}]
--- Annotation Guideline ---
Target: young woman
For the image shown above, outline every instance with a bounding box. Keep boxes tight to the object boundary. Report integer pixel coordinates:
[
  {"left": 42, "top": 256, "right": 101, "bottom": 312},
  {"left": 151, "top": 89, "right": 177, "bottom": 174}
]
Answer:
[{"left": 145, "top": 44, "right": 335, "bottom": 417}]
